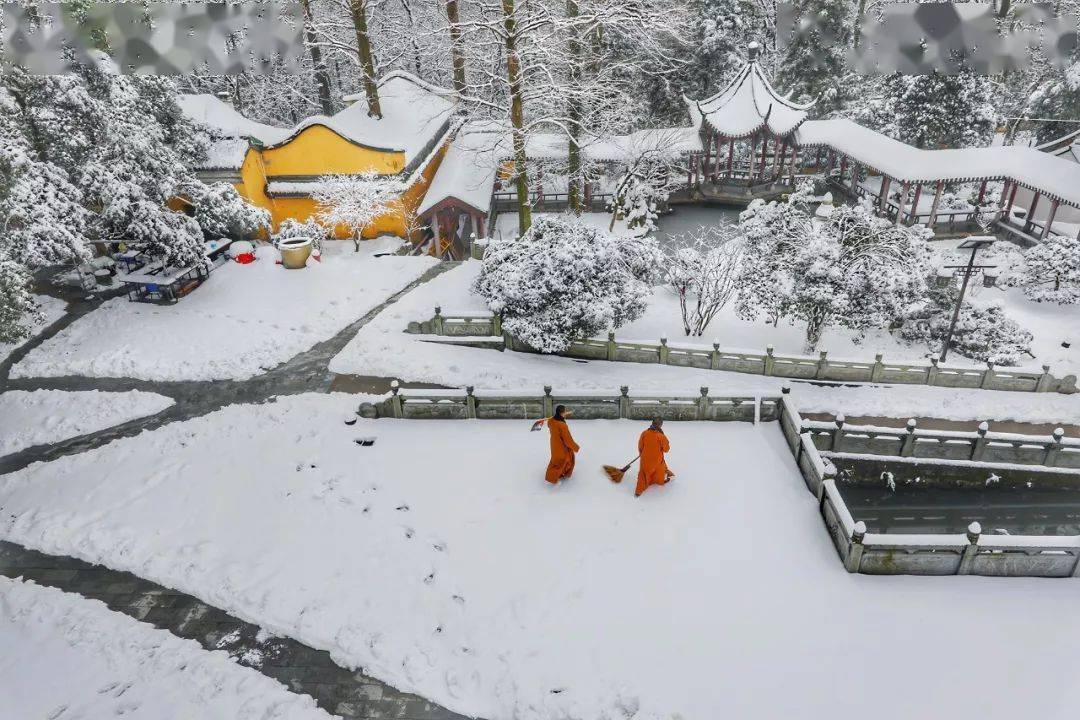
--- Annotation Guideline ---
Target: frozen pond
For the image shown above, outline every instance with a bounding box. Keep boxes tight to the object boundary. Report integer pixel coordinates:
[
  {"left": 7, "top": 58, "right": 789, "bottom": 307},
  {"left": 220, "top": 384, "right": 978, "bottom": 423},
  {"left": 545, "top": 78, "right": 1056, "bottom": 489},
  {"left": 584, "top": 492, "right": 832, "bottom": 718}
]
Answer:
[{"left": 655, "top": 204, "right": 742, "bottom": 247}]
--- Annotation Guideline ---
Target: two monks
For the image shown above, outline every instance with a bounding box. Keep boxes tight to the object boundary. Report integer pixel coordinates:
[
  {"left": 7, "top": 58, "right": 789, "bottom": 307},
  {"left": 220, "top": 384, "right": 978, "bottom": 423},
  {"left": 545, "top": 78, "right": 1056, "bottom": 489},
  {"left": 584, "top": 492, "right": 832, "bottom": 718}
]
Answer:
[{"left": 544, "top": 408, "right": 673, "bottom": 497}]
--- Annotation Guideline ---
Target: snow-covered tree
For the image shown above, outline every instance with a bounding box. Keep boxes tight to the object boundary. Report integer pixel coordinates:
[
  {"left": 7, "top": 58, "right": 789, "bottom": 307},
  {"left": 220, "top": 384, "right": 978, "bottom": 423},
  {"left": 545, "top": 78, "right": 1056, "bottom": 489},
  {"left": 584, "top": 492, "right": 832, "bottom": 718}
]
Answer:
[
  {"left": 851, "top": 70, "right": 997, "bottom": 149},
  {"left": 311, "top": 172, "right": 407, "bottom": 250},
  {"left": 1002, "top": 234, "right": 1080, "bottom": 304},
  {"left": 774, "top": 0, "right": 853, "bottom": 115},
  {"left": 473, "top": 215, "right": 660, "bottom": 352},
  {"left": 665, "top": 225, "right": 742, "bottom": 336},
  {"left": 608, "top": 142, "right": 685, "bottom": 235},
  {"left": 736, "top": 187, "right": 933, "bottom": 350},
  {"left": 188, "top": 183, "right": 271, "bottom": 240},
  {"left": 901, "top": 299, "right": 1034, "bottom": 366}
]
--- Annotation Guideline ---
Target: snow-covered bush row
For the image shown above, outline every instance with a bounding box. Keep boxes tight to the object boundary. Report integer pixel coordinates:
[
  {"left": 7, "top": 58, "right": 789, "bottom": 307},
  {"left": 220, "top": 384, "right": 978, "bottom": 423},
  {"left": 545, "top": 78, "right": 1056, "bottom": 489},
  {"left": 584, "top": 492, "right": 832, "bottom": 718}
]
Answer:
[{"left": 474, "top": 215, "right": 660, "bottom": 352}]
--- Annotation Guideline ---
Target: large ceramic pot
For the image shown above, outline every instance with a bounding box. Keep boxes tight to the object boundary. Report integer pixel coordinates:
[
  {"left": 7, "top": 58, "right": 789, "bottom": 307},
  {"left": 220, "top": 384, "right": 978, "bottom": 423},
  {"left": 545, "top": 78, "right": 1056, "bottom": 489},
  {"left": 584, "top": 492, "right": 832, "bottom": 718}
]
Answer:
[{"left": 279, "top": 237, "right": 313, "bottom": 269}]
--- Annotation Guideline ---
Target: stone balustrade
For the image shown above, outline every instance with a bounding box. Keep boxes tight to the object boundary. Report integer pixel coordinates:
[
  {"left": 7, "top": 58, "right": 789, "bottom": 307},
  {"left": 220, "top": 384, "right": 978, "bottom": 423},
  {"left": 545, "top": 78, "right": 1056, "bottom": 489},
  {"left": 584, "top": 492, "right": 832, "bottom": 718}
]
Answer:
[{"left": 412, "top": 307, "right": 1077, "bottom": 394}]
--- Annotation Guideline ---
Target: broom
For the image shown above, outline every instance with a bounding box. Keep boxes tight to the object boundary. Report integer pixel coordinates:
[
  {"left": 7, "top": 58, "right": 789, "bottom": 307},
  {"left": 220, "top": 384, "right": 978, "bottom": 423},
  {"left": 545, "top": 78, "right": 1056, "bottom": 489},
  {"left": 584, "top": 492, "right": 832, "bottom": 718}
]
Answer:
[{"left": 603, "top": 456, "right": 639, "bottom": 483}]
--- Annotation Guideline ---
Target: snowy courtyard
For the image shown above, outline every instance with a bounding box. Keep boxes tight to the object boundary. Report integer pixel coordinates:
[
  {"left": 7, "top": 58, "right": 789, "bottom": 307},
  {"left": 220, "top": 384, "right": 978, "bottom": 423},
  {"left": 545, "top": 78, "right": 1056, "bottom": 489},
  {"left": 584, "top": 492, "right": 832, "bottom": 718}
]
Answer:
[
  {"left": 12, "top": 243, "right": 437, "bottom": 381},
  {"left": 3, "top": 394, "right": 1080, "bottom": 719}
]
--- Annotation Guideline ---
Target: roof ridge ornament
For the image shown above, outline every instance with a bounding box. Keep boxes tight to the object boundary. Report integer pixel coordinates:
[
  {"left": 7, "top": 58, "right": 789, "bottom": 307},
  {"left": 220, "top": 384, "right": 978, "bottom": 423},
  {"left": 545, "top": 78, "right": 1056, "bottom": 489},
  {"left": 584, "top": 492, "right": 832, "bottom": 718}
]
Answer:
[{"left": 747, "top": 41, "right": 760, "bottom": 61}]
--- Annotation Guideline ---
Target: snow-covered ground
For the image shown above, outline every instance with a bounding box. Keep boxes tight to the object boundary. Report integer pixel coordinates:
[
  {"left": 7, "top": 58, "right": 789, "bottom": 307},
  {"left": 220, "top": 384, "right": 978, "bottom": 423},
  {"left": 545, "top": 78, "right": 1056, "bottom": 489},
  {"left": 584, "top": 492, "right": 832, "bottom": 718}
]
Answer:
[
  {"left": 3, "top": 394, "right": 1080, "bottom": 719},
  {"left": 0, "top": 576, "right": 335, "bottom": 720},
  {"left": 11, "top": 242, "right": 438, "bottom": 381},
  {"left": 0, "top": 389, "right": 174, "bottom": 456},
  {"left": 330, "top": 260, "right": 1080, "bottom": 425},
  {"left": 0, "top": 294, "right": 67, "bottom": 363}
]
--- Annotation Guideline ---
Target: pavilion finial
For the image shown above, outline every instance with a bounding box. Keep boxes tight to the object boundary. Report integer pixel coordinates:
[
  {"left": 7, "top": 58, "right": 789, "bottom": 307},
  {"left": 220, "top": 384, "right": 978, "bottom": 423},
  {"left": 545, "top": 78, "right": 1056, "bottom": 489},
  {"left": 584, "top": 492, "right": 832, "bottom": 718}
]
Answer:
[{"left": 747, "top": 41, "right": 760, "bottom": 61}]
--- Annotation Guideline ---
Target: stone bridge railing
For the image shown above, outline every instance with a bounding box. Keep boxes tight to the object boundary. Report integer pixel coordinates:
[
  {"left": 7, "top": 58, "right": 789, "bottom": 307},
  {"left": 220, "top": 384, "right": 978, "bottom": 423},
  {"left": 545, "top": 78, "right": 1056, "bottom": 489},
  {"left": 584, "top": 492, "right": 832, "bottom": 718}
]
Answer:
[
  {"left": 776, "top": 395, "right": 1080, "bottom": 578},
  {"left": 409, "top": 307, "right": 1077, "bottom": 395}
]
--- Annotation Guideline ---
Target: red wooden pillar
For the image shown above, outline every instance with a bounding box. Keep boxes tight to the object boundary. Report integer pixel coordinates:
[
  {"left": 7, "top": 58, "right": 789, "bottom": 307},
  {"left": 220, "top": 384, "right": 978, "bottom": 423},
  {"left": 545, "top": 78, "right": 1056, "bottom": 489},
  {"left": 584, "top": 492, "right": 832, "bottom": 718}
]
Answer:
[
  {"left": 747, "top": 134, "right": 759, "bottom": 186},
  {"left": 788, "top": 144, "right": 798, "bottom": 184},
  {"left": 772, "top": 138, "right": 784, "bottom": 180},
  {"left": 839, "top": 157, "right": 848, "bottom": 187},
  {"left": 758, "top": 134, "right": 769, "bottom": 181},
  {"left": 975, "top": 179, "right": 987, "bottom": 206},
  {"left": 1025, "top": 192, "right": 1041, "bottom": 232},
  {"left": 583, "top": 181, "right": 592, "bottom": 208},
  {"left": 475, "top": 213, "right": 485, "bottom": 239},
  {"left": 927, "top": 180, "right": 944, "bottom": 228},
  {"left": 827, "top": 150, "right": 836, "bottom": 175},
  {"left": 895, "top": 181, "right": 910, "bottom": 225},
  {"left": 726, "top": 138, "right": 735, "bottom": 179},
  {"left": 910, "top": 184, "right": 923, "bottom": 224},
  {"left": 702, "top": 131, "right": 712, "bottom": 185},
  {"left": 1005, "top": 182, "right": 1019, "bottom": 217},
  {"left": 1041, "top": 199, "right": 1060, "bottom": 240},
  {"left": 878, "top": 176, "right": 891, "bottom": 212},
  {"left": 850, "top": 162, "right": 859, "bottom": 192}
]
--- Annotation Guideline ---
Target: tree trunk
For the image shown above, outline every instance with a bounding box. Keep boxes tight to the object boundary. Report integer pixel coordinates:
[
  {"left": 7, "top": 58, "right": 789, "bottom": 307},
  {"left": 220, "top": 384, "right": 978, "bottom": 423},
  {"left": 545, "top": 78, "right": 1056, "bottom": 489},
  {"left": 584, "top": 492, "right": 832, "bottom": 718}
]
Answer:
[
  {"left": 300, "top": 0, "right": 335, "bottom": 115},
  {"left": 349, "top": 0, "right": 382, "bottom": 118},
  {"left": 804, "top": 312, "right": 828, "bottom": 352},
  {"left": 502, "top": 0, "right": 531, "bottom": 235},
  {"left": 566, "top": 0, "right": 583, "bottom": 214},
  {"left": 853, "top": 0, "right": 867, "bottom": 48},
  {"left": 446, "top": 0, "right": 467, "bottom": 96}
]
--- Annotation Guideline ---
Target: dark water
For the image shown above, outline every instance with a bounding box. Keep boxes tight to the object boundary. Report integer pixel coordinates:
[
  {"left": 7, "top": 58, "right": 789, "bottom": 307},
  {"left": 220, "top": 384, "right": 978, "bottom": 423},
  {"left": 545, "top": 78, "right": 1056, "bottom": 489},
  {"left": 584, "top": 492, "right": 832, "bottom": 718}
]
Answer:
[
  {"left": 654, "top": 205, "right": 742, "bottom": 248},
  {"left": 839, "top": 483, "right": 1080, "bottom": 536}
]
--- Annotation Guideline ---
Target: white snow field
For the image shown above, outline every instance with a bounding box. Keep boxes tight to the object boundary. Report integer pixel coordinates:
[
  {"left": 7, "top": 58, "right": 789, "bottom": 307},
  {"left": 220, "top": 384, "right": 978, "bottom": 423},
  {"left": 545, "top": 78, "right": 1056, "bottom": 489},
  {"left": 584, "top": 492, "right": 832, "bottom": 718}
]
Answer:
[
  {"left": 0, "top": 389, "right": 174, "bottom": 455},
  {"left": 329, "top": 260, "right": 1080, "bottom": 425},
  {"left": 12, "top": 242, "right": 438, "bottom": 381},
  {"left": 3, "top": 393, "right": 1080, "bottom": 719},
  {"left": 0, "top": 294, "right": 67, "bottom": 363},
  {"left": 0, "top": 576, "right": 336, "bottom": 720}
]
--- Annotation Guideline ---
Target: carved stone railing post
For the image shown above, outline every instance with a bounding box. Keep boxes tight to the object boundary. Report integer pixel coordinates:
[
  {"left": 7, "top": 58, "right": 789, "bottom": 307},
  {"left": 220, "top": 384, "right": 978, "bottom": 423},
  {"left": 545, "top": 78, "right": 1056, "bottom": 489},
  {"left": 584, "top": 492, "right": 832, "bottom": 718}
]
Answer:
[
  {"left": 764, "top": 345, "right": 775, "bottom": 376},
  {"left": 659, "top": 336, "right": 670, "bottom": 364},
  {"left": 815, "top": 350, "right": 829, "bottom": 379},
  {"left": 845, "top": 521, "right": 867, "bottom": 573},
  {"left": 465, "top": 385, "right": 477, "bottom": 419},
  {"left": 797, "top": 420, "right": 809, "bottom": 466},
  {"left": 927, "top": 357, "right": 940, "bottom": 386},
  {"left": 871, "top": 353, "right": 885, "bottom": 382},
  {"left": 901, "top": 418, "right": 917, "bottom": 457},
  {"left": 619, "top": 386, "right": 630, "bottom": 418},
  {"left": 832, "top": 414, "right": 846, "bottom": 452},
  {"left": 981, "top": 361, "right": 996, "bottom": 389},
  {"left": 606, "top": 331, "right": 617, "bottom": 361},
  {"left": 433, "top": 305, "right": 444, "bottom": 335},
  {"left": 1044, "top": 428, "right": 1065, "bottom": 466},
  {"left": 542, "top": 385, "right": 554, "bottom": 418},
  {"left": 492, "top": 313, "right": 502, "bottom": 337},
  {"left": 1036, "top": 364, "right": 1053, "bottom": 393},
  {"left": 958, "top": 522, "right": 981, "bottom": 575},
  {"left": 697, "top": 387, "right": 710, "bottom": 419},
  {"left": 971, "top": 421, "right": 989, "bottom": 461},
  {"left": 390, "top": 380, "right": 403, "bottom": 418},
  {"left": 710, "top": 341, "right": 721, "bottom": 370}
]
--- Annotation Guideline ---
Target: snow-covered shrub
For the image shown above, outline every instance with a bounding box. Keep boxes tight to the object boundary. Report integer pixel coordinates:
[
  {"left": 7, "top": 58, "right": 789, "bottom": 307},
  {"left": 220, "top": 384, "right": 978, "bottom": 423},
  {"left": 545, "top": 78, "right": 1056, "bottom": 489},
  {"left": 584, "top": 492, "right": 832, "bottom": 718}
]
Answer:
[
  {"left": 0, "top": 261, "right": 37, "bottom": 344},
  {"left": 608, "top": 146, "right": 683, "bottom": 236},
  {"left": 736, "top": 184, "right": 933, "bottom": 351},
  {"left": 473, "top": 215, "right": 660, "bottom": 353},
  {"left": 189, "top": 182, "right": 271, "bottom": 240},
  {"left": 664, "top": 226, "right": 743, "bottom": 336},
  {"left": 901, "top": 299, "right": 1034, "bottom": 365},
  {"left": 273, "top": 218, "right": 330, "bottom": 253},
  {"left": 1001, "top": 234, "right": 1080, "bottom": 304}
]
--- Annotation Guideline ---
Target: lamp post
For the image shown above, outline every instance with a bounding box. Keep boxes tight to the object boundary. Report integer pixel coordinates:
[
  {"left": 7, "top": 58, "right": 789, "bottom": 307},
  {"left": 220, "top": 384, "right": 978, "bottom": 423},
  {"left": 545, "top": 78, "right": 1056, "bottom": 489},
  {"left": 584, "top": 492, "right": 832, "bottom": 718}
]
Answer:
[{"left": 939, "top": 236, "right": 996, "bottom": 363}]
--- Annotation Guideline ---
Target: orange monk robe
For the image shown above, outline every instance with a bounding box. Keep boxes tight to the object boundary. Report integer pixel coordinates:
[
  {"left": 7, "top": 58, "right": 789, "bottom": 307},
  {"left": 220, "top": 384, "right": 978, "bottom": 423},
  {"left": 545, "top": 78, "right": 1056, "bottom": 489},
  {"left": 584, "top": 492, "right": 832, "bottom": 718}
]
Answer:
[
  {"left": 635, "top": 428, "right": 672, "bottom": 497},
  {"left": 545, "top": 417, "right": 580, "bottom": 483}
]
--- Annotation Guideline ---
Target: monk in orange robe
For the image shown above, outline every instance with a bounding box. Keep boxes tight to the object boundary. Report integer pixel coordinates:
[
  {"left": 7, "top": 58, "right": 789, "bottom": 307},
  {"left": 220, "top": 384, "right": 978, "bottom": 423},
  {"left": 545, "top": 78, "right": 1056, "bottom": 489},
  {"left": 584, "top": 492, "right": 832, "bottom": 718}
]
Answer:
[
  {"left": 545, "top": 405, "right": 580, "bottom": 484},
  {"left": 636, "top": 418, "right": 674, "bottom": 497}
]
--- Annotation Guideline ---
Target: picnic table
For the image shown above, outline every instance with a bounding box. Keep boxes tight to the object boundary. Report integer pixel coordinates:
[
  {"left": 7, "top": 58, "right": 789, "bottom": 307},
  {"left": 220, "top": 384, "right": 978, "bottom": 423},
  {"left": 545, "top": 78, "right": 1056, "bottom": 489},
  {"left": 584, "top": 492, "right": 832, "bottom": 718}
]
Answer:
[{"left": 116, "top": 259, "right": 209, "bottom": 304}]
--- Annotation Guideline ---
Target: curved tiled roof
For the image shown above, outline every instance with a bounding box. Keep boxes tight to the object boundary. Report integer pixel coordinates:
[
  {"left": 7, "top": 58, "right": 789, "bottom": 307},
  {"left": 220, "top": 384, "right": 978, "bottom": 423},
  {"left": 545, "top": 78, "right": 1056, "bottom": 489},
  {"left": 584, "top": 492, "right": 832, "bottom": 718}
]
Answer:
[{"left": 689, "top": 61, "right": 813, "bottom": 139}]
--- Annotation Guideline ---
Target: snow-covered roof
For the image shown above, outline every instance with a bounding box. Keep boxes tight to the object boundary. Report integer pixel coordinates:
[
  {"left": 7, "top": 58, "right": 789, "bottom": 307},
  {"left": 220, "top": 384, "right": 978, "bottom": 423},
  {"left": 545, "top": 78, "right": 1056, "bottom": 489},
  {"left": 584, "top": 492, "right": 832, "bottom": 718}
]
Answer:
[
  {"left": 524, "top": 127, "right": 702, "bottom": 162},
  {"left": 264, "top": 71, "right": 457, "bottom": 166},
  {"left": 202, "top": 138, "right": 251, "bottom": 171},
  {"left": 796, "top": 118, "right": 1080, "bottom": 208},
  {"left": 180, "top": 72, "right": 457, "bottom": 172},
  {"left": 688, "top": 58, "right": 812, "bottom": 139},
  {"left": 418, "top": 126, "right": 505, "bottom": 217},
  {"left": 176, "top": 94, "right": 290, "bottom": 146},
  {"left": 1035, "top": 127, "right": 1080, "bottom": 157}
]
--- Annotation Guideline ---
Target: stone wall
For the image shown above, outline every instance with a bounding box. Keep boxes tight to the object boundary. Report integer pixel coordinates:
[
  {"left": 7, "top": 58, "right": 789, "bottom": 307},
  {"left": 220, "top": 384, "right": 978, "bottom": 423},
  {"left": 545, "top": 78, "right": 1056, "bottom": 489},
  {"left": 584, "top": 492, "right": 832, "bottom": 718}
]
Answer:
[{"left": 414, "top": 308, "right": 1078, "bottom": 395}]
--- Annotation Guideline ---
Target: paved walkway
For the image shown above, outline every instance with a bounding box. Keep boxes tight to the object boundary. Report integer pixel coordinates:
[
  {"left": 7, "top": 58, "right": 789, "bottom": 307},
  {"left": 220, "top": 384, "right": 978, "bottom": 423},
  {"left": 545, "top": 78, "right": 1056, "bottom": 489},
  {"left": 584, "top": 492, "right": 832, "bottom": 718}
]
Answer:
[
  {"left": 0, "top": 542, "right": 465, "bottom": 720},
  {"left": 0, "top": 262, "right": 467, "bottom": 719}
]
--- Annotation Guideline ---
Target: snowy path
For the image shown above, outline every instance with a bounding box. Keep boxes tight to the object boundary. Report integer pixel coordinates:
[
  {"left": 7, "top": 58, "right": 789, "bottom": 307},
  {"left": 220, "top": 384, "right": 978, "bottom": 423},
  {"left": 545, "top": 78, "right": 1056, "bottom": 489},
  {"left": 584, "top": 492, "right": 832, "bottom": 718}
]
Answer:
[
  {"left": 0, "top": 542, "right": 462, "bottom": 720},
  {"left": 0, "top": 574, "right": 338, "bottom": 720},
  {"left": 0, "top": 262, "right": 456, "bottom": 475},
  {"left": 4, "top": 394, "right": 1080, "bottom": 720}
]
